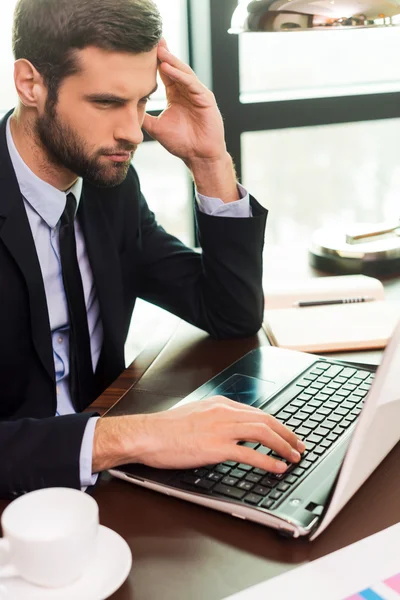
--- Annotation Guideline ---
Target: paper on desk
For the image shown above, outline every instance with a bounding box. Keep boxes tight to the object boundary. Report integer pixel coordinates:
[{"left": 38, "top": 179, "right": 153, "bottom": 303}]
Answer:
[{"left": 223, "top": 523, "right": 400, "bottom": 600}]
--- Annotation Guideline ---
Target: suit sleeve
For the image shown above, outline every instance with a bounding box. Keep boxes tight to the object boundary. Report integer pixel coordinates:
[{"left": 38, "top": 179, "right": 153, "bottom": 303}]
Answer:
[
  {"left": 1, "top": 413, "right": 97, "bottom": 499},
  {"left": 135, "top": 177, "right": 268, "bottom": 339}
]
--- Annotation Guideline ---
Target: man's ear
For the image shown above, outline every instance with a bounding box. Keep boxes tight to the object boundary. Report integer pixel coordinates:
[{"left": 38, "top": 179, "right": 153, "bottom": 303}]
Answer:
[{"left": 14, "top": 59, "right": 47, "bottom": 109}]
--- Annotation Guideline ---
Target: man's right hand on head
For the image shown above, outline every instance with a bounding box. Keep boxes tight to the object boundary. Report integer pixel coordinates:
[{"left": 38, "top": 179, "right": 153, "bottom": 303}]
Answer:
[{"left": 92, "top": 396, "right": 306, "bottom": 475}]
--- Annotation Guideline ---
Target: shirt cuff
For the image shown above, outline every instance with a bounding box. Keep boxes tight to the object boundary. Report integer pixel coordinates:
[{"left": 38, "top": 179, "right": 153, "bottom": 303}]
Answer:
[
  {"left": 79, "top": 416, "right": 100, "bottom": 489},
  {"left": 196, "top": 183, "right": 252, "bottom": 218}
]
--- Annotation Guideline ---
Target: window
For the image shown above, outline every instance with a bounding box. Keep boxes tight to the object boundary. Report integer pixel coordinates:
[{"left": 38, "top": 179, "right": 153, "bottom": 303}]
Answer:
[
  {"left": 237, "top": 0, "right": 400, "bottom": 103},
  {"left": 242, "top": 119, "right": 400, "bottom": 245}
]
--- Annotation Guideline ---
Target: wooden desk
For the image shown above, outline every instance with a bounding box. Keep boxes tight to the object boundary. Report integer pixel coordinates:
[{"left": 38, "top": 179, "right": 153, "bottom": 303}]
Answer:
[
  {"left": 97, "top": 319, "right": 399, "bottom": 600},
  {"left": 1, "top": 246, "right": 399, "bottom": 599}
]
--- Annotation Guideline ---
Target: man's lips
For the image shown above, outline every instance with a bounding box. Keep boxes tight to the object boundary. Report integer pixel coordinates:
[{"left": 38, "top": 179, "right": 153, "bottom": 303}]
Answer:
[{"left": 104, "top": 152, "right": 132, "bottom": 162}]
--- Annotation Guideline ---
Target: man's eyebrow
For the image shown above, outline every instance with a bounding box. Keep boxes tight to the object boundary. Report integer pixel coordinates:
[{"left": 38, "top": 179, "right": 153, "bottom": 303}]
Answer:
[
  {"left": 84, "top": 84, "right": 158, "bottom": 104},
  {"left": 143, "top": 83, "right": 158, "bottom": 98},
  {"left": 84, "top": 93, "right": 128, "bottom": 103}
]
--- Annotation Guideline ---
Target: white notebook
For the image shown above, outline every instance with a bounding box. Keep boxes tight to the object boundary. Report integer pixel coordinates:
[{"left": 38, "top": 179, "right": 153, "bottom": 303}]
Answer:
[{"left": 263, "top": 275, "right": 400, "bottom": 352}]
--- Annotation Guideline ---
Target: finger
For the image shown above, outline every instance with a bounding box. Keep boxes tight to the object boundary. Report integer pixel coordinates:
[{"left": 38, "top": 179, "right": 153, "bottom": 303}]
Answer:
[
  {"left": 264, "top": 414, "right": 306, "bottom": 453},
  {"left": 158, "top": 44, "right": 194, "bottom": 76},
  {"left": 203, "top": 397, "right": 305, "bottom": 452},
  {"left": 142, "top": 113, "right": 158, "bottom": 138},
  {"left": 159, "top": 62, "right": 205, "bottom": 96},
  {"left": 233, "top": 423, "right": 301, "bottom": 463},
  {"left": 229, "top": 445, "right": 288, "bottom": 474}
]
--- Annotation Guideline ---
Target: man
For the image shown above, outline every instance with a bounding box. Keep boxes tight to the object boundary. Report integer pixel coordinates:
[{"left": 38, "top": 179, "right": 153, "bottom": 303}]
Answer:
[{"left": 0, "top": 0, "right": 304, "bottom": 499}]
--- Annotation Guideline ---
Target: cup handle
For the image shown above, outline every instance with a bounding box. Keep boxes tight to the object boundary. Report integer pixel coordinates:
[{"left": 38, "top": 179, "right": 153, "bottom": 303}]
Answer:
[{"left": 0, "top": 538, "right": 18, "bottom": 578}]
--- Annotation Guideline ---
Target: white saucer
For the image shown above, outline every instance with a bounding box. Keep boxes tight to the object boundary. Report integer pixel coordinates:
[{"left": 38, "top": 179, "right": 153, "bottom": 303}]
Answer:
[{"left": 0, "top": 525, "right": 132, "bottom": 600}]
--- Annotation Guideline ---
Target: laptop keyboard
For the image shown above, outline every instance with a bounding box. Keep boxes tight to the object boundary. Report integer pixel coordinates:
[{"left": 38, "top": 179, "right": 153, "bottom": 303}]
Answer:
[{"left": 179, "top": 361, "right": 375, "bottom": 511}]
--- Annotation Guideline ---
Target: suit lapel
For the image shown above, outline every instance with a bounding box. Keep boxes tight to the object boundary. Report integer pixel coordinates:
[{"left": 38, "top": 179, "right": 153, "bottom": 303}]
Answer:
[
  {"left": 78, "top": 187, "right": 126, "bottom": 376},
  {"left": 0, "top": 114, "right": 55, "bottom": 381}
]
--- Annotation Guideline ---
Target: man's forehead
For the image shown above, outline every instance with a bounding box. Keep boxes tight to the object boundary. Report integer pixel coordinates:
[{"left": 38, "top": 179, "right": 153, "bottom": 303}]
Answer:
[{"left": 72, "top": 45, "right": 158, "bottom": 94}]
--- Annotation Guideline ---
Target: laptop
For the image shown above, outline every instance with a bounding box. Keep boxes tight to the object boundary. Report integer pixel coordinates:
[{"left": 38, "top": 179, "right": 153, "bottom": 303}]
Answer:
[{"left": 109, "top": 318, "right": 400, "bottom": 540}]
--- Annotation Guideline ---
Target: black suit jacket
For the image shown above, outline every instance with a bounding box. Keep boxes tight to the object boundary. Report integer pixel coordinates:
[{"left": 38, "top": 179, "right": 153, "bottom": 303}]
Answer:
[{"left": 0, "top": 111, "right": 267, "bottom": 499}]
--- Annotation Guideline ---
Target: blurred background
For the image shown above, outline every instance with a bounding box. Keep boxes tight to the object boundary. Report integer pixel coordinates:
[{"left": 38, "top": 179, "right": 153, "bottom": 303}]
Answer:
[
  {"left": 2, "top": 0, "right": 400, "bottom": 247},
  {"left": 2, "top": 0, "right": 400, "bottom": 358}
]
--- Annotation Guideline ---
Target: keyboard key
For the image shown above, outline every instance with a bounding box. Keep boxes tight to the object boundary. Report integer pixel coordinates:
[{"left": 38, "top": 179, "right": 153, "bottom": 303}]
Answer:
[
  {"left": 245, "top": 472, "right": 262, "bottom": 484},
  {"left": 313, "top": 362, "right": 330, "bottom": 371},
  {"left": 269, "top": 490, "right": 283, "bottom": 500},
  {"left": 296, "top": 426, "right": 312, "bottom": 437},
  {"left": 292, "top": 466, "right": 305, "bottom": 476},
  {"left": 335, "top": 407, "right": 350, "bottom": 416},
  {"left": 277, "top": 482, "right": 290, "bottom": 492},
  {"left": 301, "top": 405, "right": 316, "bottom": 415},
  {"left": 327, "top": 413, "right": 343, "bottom": 423},
  {"left": 287, "top": 417, "right": 302, "bottom": 428},
  {"left": 300, "top": 459, "right": 313, "bottom": 469},
  {"left": 314, "top": 426, "right": 330, "bottom": 437},
  {"left": 341, "top": 367, "right": 357, "bottom": 378},
  {"left": 222, "top": 476, "right": 239, "bottom": 486},
  {"left": 306, "top": 452, "right": 319, "bottom": 462},
  {"left": 237, "top": 480, "right": 254, "bottom": 491},
  {"left": 333, "top": 375, "right": 348, "bottom": 384},
  {"left": 354, "top": 370, "right": 370, "bottom": 380},
  {"left": 324, "top": 365, "right": 343, "bottom": 377},
  {"left": 316, "top": 376, "right": 331, "bottom": 384},
  {"left": 307, "top": 433, "right": 323, "bottom": 444},
  {"left": 215, "top": 464, "right": 231, "bottom": 475},
  {"left": 194, "top": 478, "right": 215, "bottom": 490},
  {"left": 244, "top": 493, "right": 262, "bottom": 505},
  {"left": 214, "top": 484, "right": 246, "bottom": 500},
  {"left": 327, "top": 433, "right": 338, "bottom": 442},
  {"left": 237, "top": 463, "right": 253, "bottom": 472},
  {"left": 260, "top": 476, "right": 278, "bottom": 487},
  {"left": 304, "top": 373, "right": 318, "bottom": 381},
  {"left": 223, "top": 461, "right": 238, "bottom": 467},
  {"left": 182, "top": 474, "right": 200, "bottom": 485},
  {"left": 276, "top": 410, "right": 292, "bottom": 421},
  {"left": 261, "top": 498, "right": 274, "bottom": 509},
  {"left": 207, "top": 472, "right": 223, "bottom": 482},
  {"left": 254, "top": 485, "right": 271, "bottom": 496},
  {"left": 316, "top": 407, "right": 331, "bottom": 416},
  {"left": 303, "top": 419, "right": 318, "bottom": 430},
  {"left": 285, "top": 474, "right": 297, "bottom": 484},
  {"left": 193, "top": 468, "right": 208, "bottom": 477},
  {"left": 297, "top": 392, "right": 313, "bottom": 401},
  {"left": 230, "top": 469, "right": 247, "bottom": 479},
  {"left": 291, "top": 399, "right": 306, "bottom": 407},
  {"left": 326, "top": 382, "right": 341, "bottom": 390},
  {"left": 336, "top": 389, "right": 351, "bottom": 397},
  {"left": 314, "top": 393, "right": 330, "bottom": 401},
  {"left": 313, "top": 445, "right": 326, "bottom": 456},
  {"left": 320, "top": 439, "right": 332, "bottom": 449},
  {"left": 333, "top": 425, "right": 345, "bottom": 436},
  {"left": 253, "top": 468, "right": 267, "bottom": 476},
  {"left": 308, "top": 399, "right": 323, "bottom": 408},
  {"left": 309, "top": 413, "right": 325, "bottom": 423}
]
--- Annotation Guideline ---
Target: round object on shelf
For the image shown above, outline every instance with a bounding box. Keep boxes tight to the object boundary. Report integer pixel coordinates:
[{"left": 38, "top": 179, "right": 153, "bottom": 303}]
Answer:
[{"left": 309, "top": 226, "right": 400, "bottom": 276}]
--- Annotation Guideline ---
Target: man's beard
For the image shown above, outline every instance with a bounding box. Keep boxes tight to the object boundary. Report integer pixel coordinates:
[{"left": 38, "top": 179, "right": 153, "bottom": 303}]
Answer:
[{"left": 35, "top": 103, "right": 137, "bottom": 188}]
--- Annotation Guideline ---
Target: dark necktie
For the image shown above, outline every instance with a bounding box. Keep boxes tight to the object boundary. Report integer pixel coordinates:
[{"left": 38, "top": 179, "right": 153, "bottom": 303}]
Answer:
[{"left": 59, "top": 193, "right": 94, "bottom": 410}]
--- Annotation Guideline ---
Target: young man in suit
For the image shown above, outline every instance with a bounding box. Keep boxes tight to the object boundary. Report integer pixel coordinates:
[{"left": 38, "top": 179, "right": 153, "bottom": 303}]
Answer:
[{"left": 0, "top": 0, "right": 304, "bottom": 498}]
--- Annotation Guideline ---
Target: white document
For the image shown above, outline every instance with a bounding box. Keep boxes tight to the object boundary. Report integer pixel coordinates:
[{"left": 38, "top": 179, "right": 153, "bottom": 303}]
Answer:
[{"left": 223, "top": 523, "right": 400, "bottom": 600}]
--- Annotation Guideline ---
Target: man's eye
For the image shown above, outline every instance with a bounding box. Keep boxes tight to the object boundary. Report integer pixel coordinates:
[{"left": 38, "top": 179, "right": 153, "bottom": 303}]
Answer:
[{"left": 140, "top": 96, "right": 152, "bottom": 104}]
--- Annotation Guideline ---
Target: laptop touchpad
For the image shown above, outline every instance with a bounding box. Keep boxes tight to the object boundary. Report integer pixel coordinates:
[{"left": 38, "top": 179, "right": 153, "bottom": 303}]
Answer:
[{"left": 203, "top": 373, "right": 277, "bottom": 409}]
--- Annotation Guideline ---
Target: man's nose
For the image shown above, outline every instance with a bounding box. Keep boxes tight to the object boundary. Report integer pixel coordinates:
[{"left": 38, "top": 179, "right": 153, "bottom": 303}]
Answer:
[{"left": 114, "top": 113, "right": 144, "bottom": 146}]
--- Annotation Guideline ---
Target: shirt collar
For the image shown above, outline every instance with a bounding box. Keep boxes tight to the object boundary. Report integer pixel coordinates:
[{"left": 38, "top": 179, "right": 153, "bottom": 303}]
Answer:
[{"left": 6, "top": 116, "right": 83, "bottom": 229}]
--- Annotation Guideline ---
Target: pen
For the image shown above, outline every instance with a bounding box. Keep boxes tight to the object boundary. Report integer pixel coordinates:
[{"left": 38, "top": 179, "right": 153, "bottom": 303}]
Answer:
[{"left": 293, "top": 297, "right": 375, "bottom": 308}]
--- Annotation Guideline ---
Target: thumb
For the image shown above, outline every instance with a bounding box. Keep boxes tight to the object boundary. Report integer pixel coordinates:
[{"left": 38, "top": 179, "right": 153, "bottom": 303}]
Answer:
[{"left": 143, "top": 113, "right": 159, "bottom": 140}]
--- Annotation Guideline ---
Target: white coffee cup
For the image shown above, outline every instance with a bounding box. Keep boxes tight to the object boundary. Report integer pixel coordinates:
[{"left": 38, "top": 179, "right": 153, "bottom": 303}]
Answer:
[{"left": 0, "top": 487, "right": 99, "bottom": 588}]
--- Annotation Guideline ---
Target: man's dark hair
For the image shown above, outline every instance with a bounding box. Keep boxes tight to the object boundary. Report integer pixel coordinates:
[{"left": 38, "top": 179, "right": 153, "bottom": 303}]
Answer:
[{"left": 12, "top": 0, "right": 162, "bottom": 105}]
